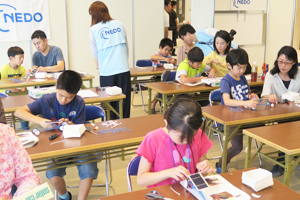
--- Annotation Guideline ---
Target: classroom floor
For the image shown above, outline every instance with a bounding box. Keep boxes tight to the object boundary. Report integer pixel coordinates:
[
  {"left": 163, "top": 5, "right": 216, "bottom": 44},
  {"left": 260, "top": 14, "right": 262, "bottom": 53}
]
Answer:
[{"left": 16, "top": 90, "right": 300, "bottom": 199}]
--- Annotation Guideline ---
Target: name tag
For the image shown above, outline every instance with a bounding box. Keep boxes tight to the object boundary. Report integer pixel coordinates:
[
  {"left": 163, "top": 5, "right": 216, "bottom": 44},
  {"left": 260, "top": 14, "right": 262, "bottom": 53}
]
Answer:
[{"left": 14, "top": 183, "right": 54, "bottom": 200}]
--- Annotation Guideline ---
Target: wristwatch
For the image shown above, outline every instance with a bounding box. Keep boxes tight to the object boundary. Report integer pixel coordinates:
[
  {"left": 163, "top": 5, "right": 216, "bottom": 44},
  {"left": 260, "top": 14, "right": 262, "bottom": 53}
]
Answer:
[{"left": 48, "top": 67, "right": 51, "bottom": 72}]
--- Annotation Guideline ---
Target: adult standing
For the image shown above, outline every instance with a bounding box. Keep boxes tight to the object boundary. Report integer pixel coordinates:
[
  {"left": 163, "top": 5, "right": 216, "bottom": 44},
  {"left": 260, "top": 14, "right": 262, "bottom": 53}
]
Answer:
[
  {"left": 164, "top": 0, "right": 172, "bottom": 38},
  {"left": 89, "top": 1, "right": 131, "bottom": 119},
  {"left": 168, "top": 1, "right": 178, "bottom": 56}
]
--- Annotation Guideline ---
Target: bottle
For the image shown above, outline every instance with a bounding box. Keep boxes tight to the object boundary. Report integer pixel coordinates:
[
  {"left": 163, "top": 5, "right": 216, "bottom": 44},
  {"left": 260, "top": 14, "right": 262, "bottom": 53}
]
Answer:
[{"left": 251, "top": 62, "right": 258, "bottom": 82}]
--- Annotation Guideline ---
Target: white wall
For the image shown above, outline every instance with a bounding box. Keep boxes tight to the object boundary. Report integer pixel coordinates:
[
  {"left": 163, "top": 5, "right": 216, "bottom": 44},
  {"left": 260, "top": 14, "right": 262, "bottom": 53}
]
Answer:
[{"left": 191, "top": 0, "right": 214, "bottom": 29}]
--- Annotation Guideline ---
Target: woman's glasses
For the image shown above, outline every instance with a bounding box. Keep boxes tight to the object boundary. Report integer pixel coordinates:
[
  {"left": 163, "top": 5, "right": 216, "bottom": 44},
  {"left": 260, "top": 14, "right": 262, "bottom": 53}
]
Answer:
[{"left": 277, "top": 59, "right": 294, "bottom": 67}]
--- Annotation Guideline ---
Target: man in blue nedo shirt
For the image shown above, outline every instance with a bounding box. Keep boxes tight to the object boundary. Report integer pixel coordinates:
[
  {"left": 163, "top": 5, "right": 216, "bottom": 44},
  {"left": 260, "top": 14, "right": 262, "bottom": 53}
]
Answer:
[{"left": 15, "top": 70, "right": 98, "bottom": 200}]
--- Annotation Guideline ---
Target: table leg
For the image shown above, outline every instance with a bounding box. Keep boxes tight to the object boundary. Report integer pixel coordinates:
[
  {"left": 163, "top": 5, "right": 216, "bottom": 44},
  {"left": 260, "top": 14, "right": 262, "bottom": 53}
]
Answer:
[
  {"left": 283, "top": 154, "right": 292, "bottom": 186},
  {"left": 119, "top": 99, "right": 123, "bottom": 119},
  {"left": 221, "top": 125, "right": 229, "bottom": 173},
  {"left": 106, "top": 105, "right": 111, "bottom": 121},
  {"left": 245, "top": 135, "right": 252, "bottom": 169},
  {"left": 89, "top": 79, "right": 93, "bottom": 88},
  {"left": 162, "top": 94, "right": 167, "bottom": 114},
  {"left": 148, "top": 88, "right": 152, "bottom": 115}
]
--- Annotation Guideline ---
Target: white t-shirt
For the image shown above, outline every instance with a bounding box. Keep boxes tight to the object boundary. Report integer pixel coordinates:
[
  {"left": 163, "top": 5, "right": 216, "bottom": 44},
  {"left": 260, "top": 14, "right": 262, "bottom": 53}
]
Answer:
[{"left": 164, "top": 10, "right": 169, "bottom": 27}]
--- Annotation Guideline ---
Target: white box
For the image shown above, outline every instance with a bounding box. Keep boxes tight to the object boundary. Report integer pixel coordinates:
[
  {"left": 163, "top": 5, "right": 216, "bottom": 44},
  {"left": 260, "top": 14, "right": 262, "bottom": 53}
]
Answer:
[
  {"left": 242, "top": 168, "right": 274, "bottom": 192},
  {"left": 63, "top": 124, "right": 86, "bottom": 138},
  {"left": 35, "top": 72, "right": 47, "bottom": 79},
  {"left": 282, "top": 91, "right": 300, "bottom": 102},
  {"left": 28, "top": 86, "right": 56, "bottom": 99},
  {"left": 106, "top": 86, "right": 122, "bottom": 96},
  {"left": 164, "top": 63, "right": 174, "bottom": 69}
]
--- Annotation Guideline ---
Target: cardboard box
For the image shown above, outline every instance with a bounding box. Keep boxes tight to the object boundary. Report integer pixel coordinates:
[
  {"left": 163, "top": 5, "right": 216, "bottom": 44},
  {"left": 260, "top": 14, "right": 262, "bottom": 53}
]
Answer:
[
  {"left": 282, "top": 91, "right": 300, "bottom": 102},
  {"left": 35, "top": 72, "right": 47, "bottom": 79},
  {"left": 28, "top": 86, "right": 56, "bottom": 99},
  {"left": 242, "top": 168, "right": 274, "bottom": 192},
  {"left": 63, "top": 124, "right": 86, "bottom": 138},
  {"left": 106, "top": 86, "right": 122, "bottom": 96},
  {"left": 164, "top": 63, "right": 174, "bottom": 69}
]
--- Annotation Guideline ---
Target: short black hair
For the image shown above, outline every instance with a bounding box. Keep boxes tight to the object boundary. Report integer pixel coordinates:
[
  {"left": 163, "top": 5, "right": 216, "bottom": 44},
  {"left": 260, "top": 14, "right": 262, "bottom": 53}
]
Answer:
[
  {"left": 164, "top": 0, "right": 170, "bottom": 6},
  {"left": 159, "top": 38, "right": 173, "bottom": 49},
  {"left": 188, "top": 47, "right": 204, "bottom": 63},
  {"left": 178, "top": 24, "right": 196, "bottom": 38},
  {"left": 7, "top": 46, "right": 24, "bottom": 58},
  {"left": 271, "top": 46, "right": 298, "bottom": 79},
  {"left": 31, "top": 30, "right": 47, "bottom": 40},
  {"left": 171, "top": 1, "right": 177, "bottom": 7},
  {"left": 56, "top": 70, "right": 82, "bottom": 94},
  {"left": 213, "top": 30, "right": 231, "bottom": 55},
  {"left": 226, "top": 48, "right": 249, "bottom": 68}
]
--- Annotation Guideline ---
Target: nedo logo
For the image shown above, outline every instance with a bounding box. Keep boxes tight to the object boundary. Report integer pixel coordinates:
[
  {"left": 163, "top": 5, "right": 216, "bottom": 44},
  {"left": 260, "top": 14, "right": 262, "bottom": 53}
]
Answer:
[
  {"left": 233, "top": 0, "right": 250, "bottom": 8},
  {"left": 0, "top": 4, "right": 43, "bottom": 32},
  {"left": 99, "top": 27, "right": 121, "bottom": 39}
]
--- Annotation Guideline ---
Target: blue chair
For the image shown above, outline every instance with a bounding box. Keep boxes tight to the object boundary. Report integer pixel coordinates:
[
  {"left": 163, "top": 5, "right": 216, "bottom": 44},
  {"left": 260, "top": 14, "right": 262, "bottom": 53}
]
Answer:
[
  {"left": 136, "top": 59, "right": 152, "bottom": 67},
  {"left": 0, "top": 93, "right": 8, "bottom": 98},
  {"left": 126, "top": 155, "right": 141, "bottom": 192}
]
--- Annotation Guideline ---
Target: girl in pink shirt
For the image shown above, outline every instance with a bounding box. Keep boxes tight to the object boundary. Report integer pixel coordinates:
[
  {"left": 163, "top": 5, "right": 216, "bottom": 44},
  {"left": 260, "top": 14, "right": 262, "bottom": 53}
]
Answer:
[{"left": 136, "top": 98, "right": 215, "bottom": 188}]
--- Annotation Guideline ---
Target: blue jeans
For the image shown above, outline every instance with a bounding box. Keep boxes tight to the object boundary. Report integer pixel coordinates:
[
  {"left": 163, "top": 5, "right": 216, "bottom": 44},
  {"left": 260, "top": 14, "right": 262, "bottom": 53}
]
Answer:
[{"left": 46, "top": 154, "right": 99, "bottom": 180}]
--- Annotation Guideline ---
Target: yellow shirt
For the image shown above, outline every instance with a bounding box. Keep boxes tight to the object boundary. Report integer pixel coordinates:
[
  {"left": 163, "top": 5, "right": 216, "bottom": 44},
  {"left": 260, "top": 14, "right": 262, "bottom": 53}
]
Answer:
[
  {"left": 0, "top": 64, "right": 26, "bottom": 93},
  {"left": 203, "top": 51, "right": 228, "bottom": 77}
]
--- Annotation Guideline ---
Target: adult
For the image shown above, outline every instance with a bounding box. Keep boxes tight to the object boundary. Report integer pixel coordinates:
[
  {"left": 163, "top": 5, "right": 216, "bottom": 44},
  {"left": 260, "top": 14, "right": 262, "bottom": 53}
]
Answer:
[
  {"left": 89, "top": 1, "right": 131, "bottom": 119},
  {"left": 168, "top": 1, "right": 178, "bottom": 55},
  {"left": 261, "top": 46, "right": 300, "bottom": 177},
  {"left": 28, "top": 30, "right": 64, "bottom": 74},
  {"left": 164, "top": 0, "right": 172, "bottom": 38}
]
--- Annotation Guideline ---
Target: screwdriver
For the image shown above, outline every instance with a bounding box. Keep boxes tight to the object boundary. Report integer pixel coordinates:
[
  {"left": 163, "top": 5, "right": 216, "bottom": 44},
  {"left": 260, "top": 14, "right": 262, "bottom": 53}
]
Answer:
[
  {"left": 49, "top": 133, "right": 61, "bottom": 140},
  {"left": 86, "top": 127, "right": 98, "bottom": 135}
]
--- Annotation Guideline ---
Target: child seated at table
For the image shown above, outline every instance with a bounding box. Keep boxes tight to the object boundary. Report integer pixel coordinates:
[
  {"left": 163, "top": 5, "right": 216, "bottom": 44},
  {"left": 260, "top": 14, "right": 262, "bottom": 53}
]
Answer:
[
  {"left": 136, "top": 98, "right": 215, "bottom": 188},
  {"left": 0, "top": 123, "right": 40, "bottom": 199},
  {"left": 217, "top": 48, "right": 259, "bottom": 173},
  {"left": 0, "top": 46, "right": 29, "bottom": 130},
  {"left": 175, "top": 47, "right": 212, "bottom": 83},
  {"left": 14, "top": 70, "right": 98, "bottom": 200}
]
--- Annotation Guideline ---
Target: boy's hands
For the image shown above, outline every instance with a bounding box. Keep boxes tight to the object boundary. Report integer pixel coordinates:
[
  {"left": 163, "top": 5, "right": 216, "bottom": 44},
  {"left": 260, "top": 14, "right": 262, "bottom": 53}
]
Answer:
[
  {"left": 196, "top": 160, "right": 216, "bottom": 174},
  {"left": 249, "top": 93, "right": 259, "bottom": 100},
  {"left": 245, "top": 99, "right": 259, "bottom": 108},
  {"left": 164, "top": 57, "right": 170, "bottom": 63},
  {"left": 40, "top": 119, "right": 53, "bottom": 129},
  {"left": 169, "top": 166, "right": 190, "bottom": 182},
  {"left": 26, "top": 69, "right": 32, "bottom": 75},
  {"left": 268, "top": 94, "right": 278, "bottom": 104},
  {"left": 59, "top": 118, "right": 74, "bottom": 125},
  {"left": 208, "top": 71, "right": 216, "bottom": 78}
]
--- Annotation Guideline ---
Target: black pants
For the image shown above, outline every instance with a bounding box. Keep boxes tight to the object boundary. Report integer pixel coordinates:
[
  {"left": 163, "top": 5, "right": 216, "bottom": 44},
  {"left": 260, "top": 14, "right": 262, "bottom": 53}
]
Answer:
[{"left": 100, "top": 71, "right": 131, "bottom": 119}]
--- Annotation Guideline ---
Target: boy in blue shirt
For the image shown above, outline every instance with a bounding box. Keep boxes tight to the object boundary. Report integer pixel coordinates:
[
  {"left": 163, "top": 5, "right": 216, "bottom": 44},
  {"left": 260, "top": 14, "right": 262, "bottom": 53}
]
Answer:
[
  {"left": 217, "top": 49, "right": 258, "bottom": 173},
  {"left": 15, "top": 70, "right": 98, "bottom": 200}
]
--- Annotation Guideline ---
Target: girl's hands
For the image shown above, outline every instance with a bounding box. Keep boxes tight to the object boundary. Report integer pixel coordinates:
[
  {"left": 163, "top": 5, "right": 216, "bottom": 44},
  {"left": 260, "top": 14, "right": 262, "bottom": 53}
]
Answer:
[
  {"left": 212, "top": 59, "right": 220, "bottom": 65},
  {"left": 169, "top": 166, "right": 190, "bottom": 182},
  {"left": 268, "top": 94, "right": 278, "bottom": 104},
  {"left": 196, "top": 160, "right": 216, "bottom": 174}
]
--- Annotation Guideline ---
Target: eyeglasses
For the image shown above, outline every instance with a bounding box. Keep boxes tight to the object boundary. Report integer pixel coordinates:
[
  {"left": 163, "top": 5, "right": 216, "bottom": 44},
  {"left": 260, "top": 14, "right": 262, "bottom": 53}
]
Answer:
[{"left": 277, "top": 59, "right": 294, "bottom": 67}]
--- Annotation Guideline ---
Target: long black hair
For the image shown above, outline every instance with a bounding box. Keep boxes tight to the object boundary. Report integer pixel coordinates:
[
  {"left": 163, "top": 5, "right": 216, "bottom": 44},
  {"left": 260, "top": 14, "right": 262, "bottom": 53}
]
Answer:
[{"left": 213, "top": 30, "right": 231, "bottom": 55}]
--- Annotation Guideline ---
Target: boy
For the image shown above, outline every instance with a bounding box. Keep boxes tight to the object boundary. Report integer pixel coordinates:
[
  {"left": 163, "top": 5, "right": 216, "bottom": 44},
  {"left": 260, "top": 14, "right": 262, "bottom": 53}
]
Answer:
[
  {"left": 150, "top": 38, "right": 176, "bottom": 65},
  {"left": 175, "top": 47, "right": 211, "bottom": 83},
  {"left": 168, "top": 1, "right": 178, "bottom": 56},
  {"left": 1, "top": 46, "right": 29, "bottom": 130},
  {"left": 14, "top": 70, "right": 98, "bottom": 200},
  {"left": 217, "top": 48, "right": 258, "bottom": 173}
]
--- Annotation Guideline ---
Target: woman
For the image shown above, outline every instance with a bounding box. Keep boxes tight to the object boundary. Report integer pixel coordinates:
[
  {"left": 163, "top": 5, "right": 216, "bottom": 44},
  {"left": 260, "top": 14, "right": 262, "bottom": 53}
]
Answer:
[
  {"left": 0, "top": 124, "right": 40, "bottom": 199},
  {"left": 261, "top": 46, "right": 300, "bottom": 177},
  {"left": 89, "top": 1, "right": 131, "bottom": 119},
  {"left": 204, "top": 30, "right": 232, "bottom": 77}
]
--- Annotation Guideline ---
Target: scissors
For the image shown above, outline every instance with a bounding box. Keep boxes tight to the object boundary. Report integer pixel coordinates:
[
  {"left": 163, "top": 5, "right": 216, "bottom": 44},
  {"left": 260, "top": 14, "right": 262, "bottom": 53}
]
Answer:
[{"left": 145, "top": 190, "right": 174, "bottom": 200}]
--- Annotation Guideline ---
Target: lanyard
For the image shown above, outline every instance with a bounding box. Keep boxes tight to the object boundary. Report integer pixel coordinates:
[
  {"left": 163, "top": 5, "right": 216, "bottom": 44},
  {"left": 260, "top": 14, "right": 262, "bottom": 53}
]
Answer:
[
  {"left": 228, "top": 75, "right": 247, "bottom": 100},
  {"left": 168, "top": 136, "right": 190, "bottom": 183},
  {"left": 56, "top": 100, "right": 71, "bottom": 121}
]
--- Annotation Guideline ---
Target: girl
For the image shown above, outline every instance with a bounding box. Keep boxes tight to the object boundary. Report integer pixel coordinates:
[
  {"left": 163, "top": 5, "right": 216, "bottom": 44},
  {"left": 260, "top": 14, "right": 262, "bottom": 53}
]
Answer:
[
  {"left": 204, "top": 30, "right": 232, "bottom": 78},
  {"left": 136, "top": 98, "right": 215, "bottom": 188},
  {"left": 89, "top": 1, "right": 131, "bottom": 119},
  {"left": 261, "top": 46, "right": 300, "bottom": 177}
]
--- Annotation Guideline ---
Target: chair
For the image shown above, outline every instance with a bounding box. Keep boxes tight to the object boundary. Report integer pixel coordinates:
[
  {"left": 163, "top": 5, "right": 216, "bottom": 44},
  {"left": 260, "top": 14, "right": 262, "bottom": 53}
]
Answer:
[
  {"left": 0, "top": 93, "right": 8, "bottom": 98},
  {"left": 157, "top": 71, "right": 176, "bottom": 113},
  {"left": 57, "top": 105, "right": 111, "bottom": 199},
  {"left": 132, "top": 59, "right": 153, "bottom": 112},
  {"left": 126, "top": 155, "right": 141, "bottom": 192},
  {"left": 207, "top": 89, "right": 262, "bottom": 168}
]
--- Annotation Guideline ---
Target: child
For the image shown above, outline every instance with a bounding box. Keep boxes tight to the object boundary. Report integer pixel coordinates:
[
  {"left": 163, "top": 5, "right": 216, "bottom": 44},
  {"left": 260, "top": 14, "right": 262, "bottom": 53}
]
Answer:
[
  {"left": 150, "top": 38, "right": 176, "bottom": 114},
  {"left": 136, "top": 98, "right": 215, "bottom": 188},
  {"left": 217, "top": 48, "right": 259, "bottom": 173},
  {"left": 14, "top": 70, "right": 98, "bottom": 200},
  {"left": 150, "top": 38, "right": 176, "bottom": 65},
  {"left": 175, "top": 47, "right": 212, "bottom": 83},
  {"left": 0, "top": 47, "right": 27, "bottom": 93},
  {"left": 0, "top": 124, "right": 40, "bottom": 199},
  {"left": 1, "top": 46, "right": 29, "bottom": 130}
]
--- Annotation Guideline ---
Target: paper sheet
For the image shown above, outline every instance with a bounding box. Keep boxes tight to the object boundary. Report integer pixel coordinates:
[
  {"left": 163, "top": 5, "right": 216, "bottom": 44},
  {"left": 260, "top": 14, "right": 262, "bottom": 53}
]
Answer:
[
  {"left": 77, "top": 90, "right": 99, "bottom": 98},
  {"left": 183, "top": 81, "right": 205, "bottom": 86},
  {"left": 33, "top": 79, "right": 47, "bottom": 82}
]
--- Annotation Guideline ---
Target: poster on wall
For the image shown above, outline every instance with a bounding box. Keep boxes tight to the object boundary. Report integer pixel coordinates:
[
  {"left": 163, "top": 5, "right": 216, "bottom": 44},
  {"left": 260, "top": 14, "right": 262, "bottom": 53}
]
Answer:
[
  {"left": 231, "top": 0, "right": 252, "bottom": 10},
  {"left": 0, "top": 0, "right": 50, "bottom": 42}
]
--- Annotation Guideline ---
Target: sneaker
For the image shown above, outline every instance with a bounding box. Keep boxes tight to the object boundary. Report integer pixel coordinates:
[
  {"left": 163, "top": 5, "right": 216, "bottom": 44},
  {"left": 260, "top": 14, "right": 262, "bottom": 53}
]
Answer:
[
  {"left": 59, "top": 191, "right": 72, "bottom": 200},
  {"left": 297, "top": 165, "right": 300, "bottom": 170},
  {"left": 151, "top": 108, "right": 156, "bottom": 115},
  {"left": 20, "top": 121, "right": 29, "bottom": 130},
  {"left": 270, "top": 164, "right": 284, "bottom": 177},
  {"left": 216, "top": 162, "right": 222, "bottom": 174}
]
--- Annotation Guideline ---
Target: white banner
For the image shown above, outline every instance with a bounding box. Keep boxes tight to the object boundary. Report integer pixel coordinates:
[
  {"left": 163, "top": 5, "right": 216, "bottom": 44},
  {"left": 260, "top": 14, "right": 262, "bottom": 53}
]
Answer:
[{"left": 0, "top": 0, "right": 50, "bottom": 42}]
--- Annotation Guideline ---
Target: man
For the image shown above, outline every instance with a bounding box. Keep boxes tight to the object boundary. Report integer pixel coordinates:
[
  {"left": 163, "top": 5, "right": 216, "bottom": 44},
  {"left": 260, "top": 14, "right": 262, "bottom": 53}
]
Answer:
[
  {"left": 28, "top": 30, "right": 64, "bottom": 74},
  {"left": 168, "top": 1, "right": 178, "bottom": 55},
  {"left": 164, "top": 0, "right": 172, "bottom": 38}
]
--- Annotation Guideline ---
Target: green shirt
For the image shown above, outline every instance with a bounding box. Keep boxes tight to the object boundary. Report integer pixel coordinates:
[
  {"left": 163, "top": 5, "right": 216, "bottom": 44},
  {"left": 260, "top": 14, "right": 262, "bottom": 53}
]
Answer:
[{"left": 175, "top": 58, "right": 210, "bottom": 82}]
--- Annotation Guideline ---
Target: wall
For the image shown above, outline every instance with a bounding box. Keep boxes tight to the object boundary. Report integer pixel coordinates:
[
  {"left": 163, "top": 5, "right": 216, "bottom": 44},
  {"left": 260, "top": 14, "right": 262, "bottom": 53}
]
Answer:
[{"left": 191, "top": 0, "right": 214, "bottom": 30}]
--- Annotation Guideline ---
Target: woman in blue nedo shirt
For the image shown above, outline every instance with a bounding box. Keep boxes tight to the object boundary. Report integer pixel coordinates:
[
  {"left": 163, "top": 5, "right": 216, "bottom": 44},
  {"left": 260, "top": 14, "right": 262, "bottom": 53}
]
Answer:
[{"left": 89, "top": 1, "right": 131, "bottom": 119}]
